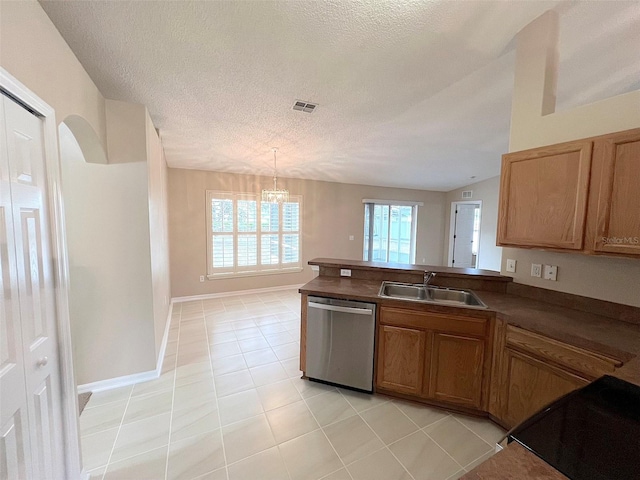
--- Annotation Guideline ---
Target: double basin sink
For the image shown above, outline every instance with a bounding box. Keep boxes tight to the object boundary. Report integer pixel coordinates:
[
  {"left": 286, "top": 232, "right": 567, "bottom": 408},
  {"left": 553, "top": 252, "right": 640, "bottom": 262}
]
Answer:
[{"left": 378, "top": 281, "right": 488, "bottom": 309}]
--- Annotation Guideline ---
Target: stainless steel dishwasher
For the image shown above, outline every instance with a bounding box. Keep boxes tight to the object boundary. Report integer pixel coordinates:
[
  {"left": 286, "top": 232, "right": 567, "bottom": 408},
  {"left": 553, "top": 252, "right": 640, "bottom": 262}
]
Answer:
[{"left": 306, "top": 296, "right": 376, "bottom": 393}]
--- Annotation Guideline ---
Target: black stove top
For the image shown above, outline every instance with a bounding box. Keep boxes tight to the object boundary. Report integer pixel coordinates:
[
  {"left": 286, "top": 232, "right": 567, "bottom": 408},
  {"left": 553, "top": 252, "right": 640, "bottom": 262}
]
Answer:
[{"left": 508, "top": 375, "right": 640, "bottom": 480}]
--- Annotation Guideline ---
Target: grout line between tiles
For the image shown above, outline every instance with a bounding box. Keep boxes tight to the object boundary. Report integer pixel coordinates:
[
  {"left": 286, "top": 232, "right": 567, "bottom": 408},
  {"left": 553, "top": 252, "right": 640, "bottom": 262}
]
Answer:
[
  {"left": 100, "top": 381, "right": 135, "bottom": 480},
  {"left": 163, "top": 301, "right": 182, "bottom": 480}
]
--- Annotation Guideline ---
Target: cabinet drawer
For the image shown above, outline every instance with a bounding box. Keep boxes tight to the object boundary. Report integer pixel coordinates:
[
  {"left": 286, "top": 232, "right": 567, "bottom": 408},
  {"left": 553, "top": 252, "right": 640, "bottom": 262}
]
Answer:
[
  {"left": 506, "top": 326, "right": 621, "bottom": 379},
  {"left": 380, "top": 307, "right": 488, "bottom": 337}
]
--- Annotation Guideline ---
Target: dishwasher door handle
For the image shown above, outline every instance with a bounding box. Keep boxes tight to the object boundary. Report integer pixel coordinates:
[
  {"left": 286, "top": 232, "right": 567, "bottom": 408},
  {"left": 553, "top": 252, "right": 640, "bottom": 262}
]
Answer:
[{"left": 308, "top": 302, "right": 374, "bottom": 316}]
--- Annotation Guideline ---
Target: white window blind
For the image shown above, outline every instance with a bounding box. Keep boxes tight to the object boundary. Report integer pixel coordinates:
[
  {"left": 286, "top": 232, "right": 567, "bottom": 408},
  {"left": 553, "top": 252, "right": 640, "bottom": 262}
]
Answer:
[{"left": 206, "top": 191, "right": 302, "bottom": 277}]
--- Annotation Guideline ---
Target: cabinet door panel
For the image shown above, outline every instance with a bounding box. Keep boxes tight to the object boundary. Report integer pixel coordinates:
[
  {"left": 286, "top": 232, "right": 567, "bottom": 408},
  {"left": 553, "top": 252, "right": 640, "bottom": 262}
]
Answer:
[
  {"left": 497, "top": 141, "right": 592, "bottom": 249},
  {"left": 376, "top": 325, "right": 426, "bottom": 396},
  {"left": 502, "top": 349, "right": 587, "bottom": 428},
  {"left": 593, "top": 130, "right": 640, "bottom": 255},
  {"left": 429, "top": 333, "right": 484, "bottom": 408}
]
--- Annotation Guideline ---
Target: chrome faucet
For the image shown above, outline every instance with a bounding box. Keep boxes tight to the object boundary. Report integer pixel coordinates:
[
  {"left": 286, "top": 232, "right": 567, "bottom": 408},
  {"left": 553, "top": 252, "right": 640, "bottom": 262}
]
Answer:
[{"left": 424, "top": 271, "right": 436, "bottom": 287}]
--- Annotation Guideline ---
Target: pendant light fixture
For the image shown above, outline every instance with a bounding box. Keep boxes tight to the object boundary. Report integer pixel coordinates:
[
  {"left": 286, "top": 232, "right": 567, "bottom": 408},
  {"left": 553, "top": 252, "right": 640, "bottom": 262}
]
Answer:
[{"left": 261, "top": 147, "right": 289, "bottom": 204}]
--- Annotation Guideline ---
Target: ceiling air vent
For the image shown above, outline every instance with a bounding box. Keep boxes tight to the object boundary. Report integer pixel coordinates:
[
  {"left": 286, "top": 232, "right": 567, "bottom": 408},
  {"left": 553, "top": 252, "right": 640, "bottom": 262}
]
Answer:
[
  {"left": 292, "top": 100, "right": 317, "bottom": 113},
  {"left": 462, "top": 190, "right": 473, "bottom": 199}
]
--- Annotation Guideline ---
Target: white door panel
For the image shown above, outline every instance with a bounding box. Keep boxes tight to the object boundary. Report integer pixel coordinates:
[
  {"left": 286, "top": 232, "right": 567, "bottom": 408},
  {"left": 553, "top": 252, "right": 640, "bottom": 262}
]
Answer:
[
  {"left": 452, "top": 203, "right": 477, "bottom": 268},
  {"left": 1, "top": 94, "right": 65, "bottom": 479}
]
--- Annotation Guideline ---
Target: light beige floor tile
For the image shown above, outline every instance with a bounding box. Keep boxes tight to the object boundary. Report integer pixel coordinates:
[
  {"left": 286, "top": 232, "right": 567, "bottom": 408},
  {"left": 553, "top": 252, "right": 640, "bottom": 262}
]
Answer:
[
  {"left": 86, "top": 466, "right": 106, "bottom": 479},
  {"left": 162, "top": 355, "right": 177, "bottom": 374},
  {"left": 131, "top": 372, "right": 175, "bottom": 398},
  {"left": 266, "top": 400, "right": 320, "bottom": 444},
  {"left": 85, "top": 385, "right": 132, "bottom": 409},
  {"left": 249, "top": 362, "right": 289, "bottom": 387},
  {"left": 264, "top": 331, "right": 294, "bottom": 347},
  {"left": 291, "top": 377, "right": 336, "bottom": 399},
  {"left": 347, "top": 447, "right": 412, "bottom": 480},
  {"left": 393, "top": 400, "right": 450, "bottom": 428},
  {"left": 81, "top": 427, "right": 119, "bottom": 470},
  {"left": 192, "top": 467, "right": 228, "bottom": 479},
  {"left": 280, "top": 358, "right": 303, "bottom": 378},
  {"left": 218, "top": 389, "right": 264, "bottom": 426},
  {"left": 257, "top": 379, "right": 302, "bottom": 411},
  {"left": 178, "top": 350, "right": 210, "bottom": 367},
  {"left": 389, "top": 431, "right": 461, "bottom": 480},
  {"left": 234, "top": 326, "right": 263, "bottom": 340},
  {"left": 338, "top": 389, "right": 389, "bottom": 413},
  {"left": 171, "top": 401, "right": 221, "bottom": 443},
  {"left": 323, "top": 415, "right": 384, "bottom": 465},
  {"left": 209, "top": 331, "right": 238, "bottom": 345},
  {"left": 360, "top": 402, "right": 419, "bottom": 445},
  {"left": 447, "top": 470, "right": 466, "bottom": 480},
  {"left": 122, "top": 390, "right": 173, "bottom": 425},
  {"left": 110, "top": 412, "right": 170, "bottom": 463},
  {"left": 80, "top": 401, "right": 127, "bottom": 436},
  {"left": 453, "top": 414, "right": 506, "bottom": 446},
  {"left": 212, "top": 354, "right": 247, "bottom": 376},
  {"left": 210, "top": 341, "right": 242, "bottom": 360},
  {"left": 257, "top": 321, "right": 286, "bottom": 333},
  {"left": 215, "top": 369, "right": 255, "bottom": 397},
  {"left": 233, "top": 319, "right": 257, "bottom": 330},
  {"left": 306, "top": 391, "right": 357, "bottom": 427},
  {"left": 238, "top": 336, "right": 270, "bottom": 352},
  {"left": 103, "top": 445, "right": 168, "bottom": 480},
  {"left": 424, "top": 416, "right": 492, "bottom": 467},
  {"left": 272, "top": 342, "right": 300, "bottom": 361},
  {"left": 243, "top": 348, "right": 279, "bottom": 368},
  {"left": 207, "top": 322, "right": 235, "bottom": 333},
  {"left": 173, "top": 381, "right": 217, "bottom": 411},
  {"left": 175, "top": 361, "right": 213, "bottom": 387},
  {"left": 222, "top": 414, "right": 276, "bottom": 464},
  {"left": 228, "top": 446, "right": 289, "bottom": 480},
  {"left": 278, "top": 429, "right": 343, "bottom": 480},
  {"left": 319, "top": 469, "right": 351, "bottom": 480},
  {"left": 461, "top": 449, "right": 495, "bottom": 471},
  {"left": 167, "top": 430, "right": 226, "bottom": 480}
]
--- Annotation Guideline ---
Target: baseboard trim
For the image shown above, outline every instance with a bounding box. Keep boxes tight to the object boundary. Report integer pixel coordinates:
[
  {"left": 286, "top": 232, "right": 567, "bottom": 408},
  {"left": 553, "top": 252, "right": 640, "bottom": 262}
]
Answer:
[
  {"left": 172, "top": 283, "right": 304, "bottom": 303},
  {"left": 78, "top": 304, "right": 176, "bottom": 394}
]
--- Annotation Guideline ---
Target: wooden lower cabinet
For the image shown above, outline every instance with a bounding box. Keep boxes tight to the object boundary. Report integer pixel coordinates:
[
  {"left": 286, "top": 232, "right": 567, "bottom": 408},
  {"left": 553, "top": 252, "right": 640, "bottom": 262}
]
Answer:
[
  {"left": 430, "top": 333, "right": 485, "bottom": 409},
  {"left": 375, "top": 306, "right": 490, "bottom": 411},
  {"left": 376, "top": 325, "right": 427, "bottom": 396},
  {"left": 499, "top": 347, "right": 588, "bottom": 427}
]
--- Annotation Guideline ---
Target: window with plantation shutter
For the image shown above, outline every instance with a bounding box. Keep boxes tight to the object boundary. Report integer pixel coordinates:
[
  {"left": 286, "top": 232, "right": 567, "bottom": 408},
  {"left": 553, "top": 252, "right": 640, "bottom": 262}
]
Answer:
[{"left": 206, "top": 191, "right": 302, "bottom": 277}]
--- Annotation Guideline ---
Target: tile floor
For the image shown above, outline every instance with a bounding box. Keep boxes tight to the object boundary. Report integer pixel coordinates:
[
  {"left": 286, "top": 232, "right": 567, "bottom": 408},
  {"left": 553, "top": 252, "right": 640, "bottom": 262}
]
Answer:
[{"left": 80, "top": 289, "right": 505, "bottom": 480}]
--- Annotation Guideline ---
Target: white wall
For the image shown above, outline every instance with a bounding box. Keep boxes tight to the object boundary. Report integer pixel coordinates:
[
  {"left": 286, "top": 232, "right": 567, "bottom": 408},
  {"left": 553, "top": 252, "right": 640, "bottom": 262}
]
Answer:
[
  {"left": 504, "top": 11, "right": 640, "bottom": 307},
  {"left": 444, "top": 176, "right": 501, "bottom": 271}
]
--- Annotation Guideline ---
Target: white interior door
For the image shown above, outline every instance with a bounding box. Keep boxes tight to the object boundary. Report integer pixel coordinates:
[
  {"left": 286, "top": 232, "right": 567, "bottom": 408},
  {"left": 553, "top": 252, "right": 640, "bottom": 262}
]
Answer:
[
  {"left": 0, "top": 94, "right": 65, "bottom": 479},
  {"left": 451, "top": 203, "right": 478, "bottom": 268}
]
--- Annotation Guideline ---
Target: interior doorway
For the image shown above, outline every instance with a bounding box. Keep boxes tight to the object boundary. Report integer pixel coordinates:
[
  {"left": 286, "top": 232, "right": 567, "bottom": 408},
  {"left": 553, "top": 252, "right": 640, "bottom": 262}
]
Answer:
[{"left": 448, "top": 201, "right": 482, "bottom": 268}]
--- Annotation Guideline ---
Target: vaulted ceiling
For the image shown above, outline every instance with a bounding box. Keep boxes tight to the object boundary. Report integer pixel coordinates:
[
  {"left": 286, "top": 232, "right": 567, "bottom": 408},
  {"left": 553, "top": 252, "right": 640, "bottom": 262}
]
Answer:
[{"left": 40, "top": 0, "right": 640, "bottom": 191}]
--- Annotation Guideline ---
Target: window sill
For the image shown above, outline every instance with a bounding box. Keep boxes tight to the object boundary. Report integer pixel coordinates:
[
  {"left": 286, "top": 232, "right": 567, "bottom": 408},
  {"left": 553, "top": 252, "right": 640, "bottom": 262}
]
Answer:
[{"left": 207, "top": 267, "right": 303, "bottom": 280}]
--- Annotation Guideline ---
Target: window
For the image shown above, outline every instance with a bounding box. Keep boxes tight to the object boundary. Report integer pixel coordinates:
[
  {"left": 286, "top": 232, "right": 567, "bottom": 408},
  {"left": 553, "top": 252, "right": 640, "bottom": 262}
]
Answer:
[
  {"left": 363, "top": 199, "right": 421, "bottom": 264},
  {"left": 206, "top": 191, "right": 302, "bottom": 277}
]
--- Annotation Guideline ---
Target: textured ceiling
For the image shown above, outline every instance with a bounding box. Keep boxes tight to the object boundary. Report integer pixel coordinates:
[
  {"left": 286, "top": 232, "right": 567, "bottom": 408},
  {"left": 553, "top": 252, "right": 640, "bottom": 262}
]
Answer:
[{"left": 40, "top": 0, "right": 640, "bottom": 191}]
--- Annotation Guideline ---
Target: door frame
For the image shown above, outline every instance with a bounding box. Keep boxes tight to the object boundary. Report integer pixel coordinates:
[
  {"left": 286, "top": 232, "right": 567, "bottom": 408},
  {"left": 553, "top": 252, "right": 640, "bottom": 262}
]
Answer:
[
  {"left": 447, "top": 200, "right": 482, "bottom": 268},
  {"left": 1, "top": 68, "right": 82, "bottom": 479}
]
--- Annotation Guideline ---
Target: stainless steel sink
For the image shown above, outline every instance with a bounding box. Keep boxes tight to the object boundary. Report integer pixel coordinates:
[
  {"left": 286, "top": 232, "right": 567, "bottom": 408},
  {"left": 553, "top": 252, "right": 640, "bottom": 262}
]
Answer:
[{"left": 378, "top": 281, "right": 488, "bottom": 309}]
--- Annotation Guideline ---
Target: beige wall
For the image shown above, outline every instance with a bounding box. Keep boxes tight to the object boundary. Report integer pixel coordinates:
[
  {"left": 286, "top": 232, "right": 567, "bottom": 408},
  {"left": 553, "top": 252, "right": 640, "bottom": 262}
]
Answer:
[
  {"left": 168, "top": 168, "right": 447, "bottom": 297},
  {"left": 444, "top": 176, "right": 501, "bottom": 271},
  {"left": 2, "top": 1, "right": 172, "bottom": 383},
  {"left": 504, "top": 11, "right": 640, "bottom": 307}
]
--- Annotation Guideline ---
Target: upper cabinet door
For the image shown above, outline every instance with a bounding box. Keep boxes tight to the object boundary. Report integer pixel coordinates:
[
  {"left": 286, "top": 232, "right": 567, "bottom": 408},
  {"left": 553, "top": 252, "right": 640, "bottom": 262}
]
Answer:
[
  {"left": 592, "top": 129, "right": 640, "bottom": 256},
  {"left": 497, "top": 141, "right": 593, "bottom": 250}
]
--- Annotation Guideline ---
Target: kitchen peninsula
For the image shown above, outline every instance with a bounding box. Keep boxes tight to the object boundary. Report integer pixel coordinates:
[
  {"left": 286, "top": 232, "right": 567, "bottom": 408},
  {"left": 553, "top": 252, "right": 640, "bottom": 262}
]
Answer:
[{"left": 298, "top": 258, "right": 640, "bottom": 477}]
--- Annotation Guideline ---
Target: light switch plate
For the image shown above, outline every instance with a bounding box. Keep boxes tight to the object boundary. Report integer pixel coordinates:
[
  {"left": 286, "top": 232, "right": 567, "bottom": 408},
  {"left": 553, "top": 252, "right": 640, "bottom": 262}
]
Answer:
[
  {"left": 531, "top": 264, "right": 542, "bottom": 278},
  {"left": 544, "top": 265, "right": 558, "bottom": 281},
  {"left": 340, "top": 269, "right": 352, "bottom": 277},
  {"left": 506, "top": 259, "right": 516, "bottom": 273}
]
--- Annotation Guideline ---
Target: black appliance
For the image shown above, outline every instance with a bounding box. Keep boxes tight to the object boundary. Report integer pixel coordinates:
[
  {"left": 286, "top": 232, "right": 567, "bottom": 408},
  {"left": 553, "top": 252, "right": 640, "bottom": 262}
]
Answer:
[{"left": 508, "top": 375, "right": 640, "bottom": 480}]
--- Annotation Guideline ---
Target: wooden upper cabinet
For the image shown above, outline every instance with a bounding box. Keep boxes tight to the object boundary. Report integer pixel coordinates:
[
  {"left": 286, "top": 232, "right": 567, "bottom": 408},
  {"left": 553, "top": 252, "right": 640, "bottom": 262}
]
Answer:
[
  {"left": 497, "top": 140, "right": 593, "bottom": 250},
  {"left": 591, "top": 129, "right": 640, "bottom": 255}
]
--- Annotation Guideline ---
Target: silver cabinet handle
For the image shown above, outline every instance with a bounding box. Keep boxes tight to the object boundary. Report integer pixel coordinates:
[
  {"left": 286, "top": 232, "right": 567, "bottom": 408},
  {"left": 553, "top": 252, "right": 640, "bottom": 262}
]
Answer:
[
  {"left": 37, "top": 356, "right": 48, "bottom": 368},
  {"left": 308, "top": 302, "right": 373, "bottom": 315}
]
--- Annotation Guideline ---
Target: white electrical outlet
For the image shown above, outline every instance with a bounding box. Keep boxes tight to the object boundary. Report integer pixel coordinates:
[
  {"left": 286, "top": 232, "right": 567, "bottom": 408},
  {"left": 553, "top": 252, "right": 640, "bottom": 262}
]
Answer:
[
  {"left": 506, "top": 259, "right": 516, "bottom": 273},
  {"left": 340, "top": 269, "right": 352, "bottom": 277},
  {"left": 531, "top": 264, "right": 542, "bottom": 278},
  {"left": 349, "top": 235, "right": 354, "bottom": 241},
  {"left": 544, "top": 265, "right": 558, "bottom": 281},
  {"left": 199, "top": 275, "right": 205, "bottom": 282}
]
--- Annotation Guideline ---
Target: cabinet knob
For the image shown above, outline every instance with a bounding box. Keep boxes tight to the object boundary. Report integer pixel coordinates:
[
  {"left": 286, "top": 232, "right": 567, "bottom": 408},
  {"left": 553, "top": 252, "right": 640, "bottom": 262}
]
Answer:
[{"left": 37, "top": 356, "right": 48, "bottom": 368}]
